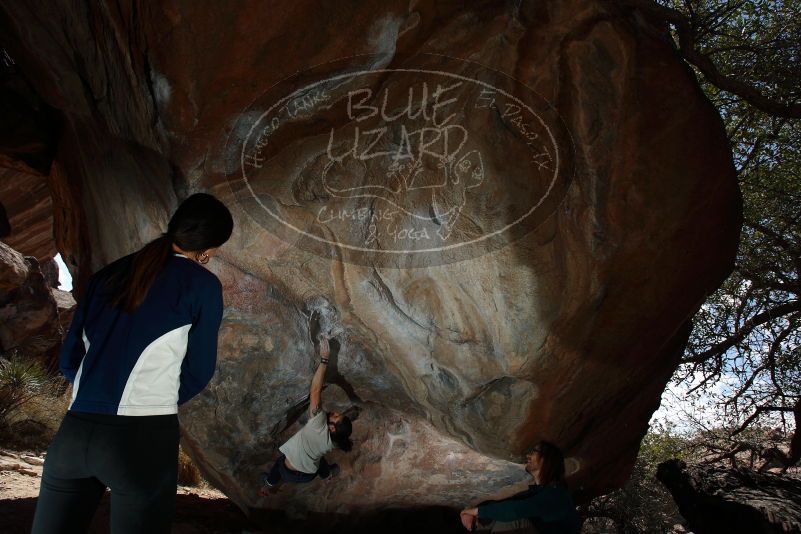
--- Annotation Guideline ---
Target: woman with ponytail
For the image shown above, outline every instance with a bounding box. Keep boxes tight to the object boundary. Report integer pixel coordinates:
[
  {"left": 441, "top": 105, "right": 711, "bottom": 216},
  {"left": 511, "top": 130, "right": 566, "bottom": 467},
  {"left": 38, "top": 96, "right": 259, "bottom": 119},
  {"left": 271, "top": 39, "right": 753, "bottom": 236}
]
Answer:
[
  {"left": 32, "top": 193, "right": 233, "bottom": 534},
  {"left": 259, "top": 336, "right": 354, "bottom": 494}
]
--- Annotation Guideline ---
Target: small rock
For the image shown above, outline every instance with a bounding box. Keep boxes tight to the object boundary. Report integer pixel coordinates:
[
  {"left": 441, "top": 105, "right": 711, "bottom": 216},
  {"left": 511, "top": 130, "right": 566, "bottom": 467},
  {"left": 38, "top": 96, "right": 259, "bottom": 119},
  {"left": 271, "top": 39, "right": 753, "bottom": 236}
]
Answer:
[
  {"left": 17, "top": 467, "right": 39, "bottom": 477},
  {"left": 0, "top": 462, "right": 23, "bottom": 472},
  {"left": 21, "top": 455, "right": 45, "bottom": 466}
]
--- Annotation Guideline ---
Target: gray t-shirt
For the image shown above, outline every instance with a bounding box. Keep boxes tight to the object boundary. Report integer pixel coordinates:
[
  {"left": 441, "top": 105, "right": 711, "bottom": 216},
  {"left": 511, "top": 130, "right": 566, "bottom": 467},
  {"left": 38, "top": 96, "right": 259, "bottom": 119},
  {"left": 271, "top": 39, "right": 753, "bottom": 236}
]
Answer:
[{"left": 279, "top": 409, "right": 334, "bottom": 474}]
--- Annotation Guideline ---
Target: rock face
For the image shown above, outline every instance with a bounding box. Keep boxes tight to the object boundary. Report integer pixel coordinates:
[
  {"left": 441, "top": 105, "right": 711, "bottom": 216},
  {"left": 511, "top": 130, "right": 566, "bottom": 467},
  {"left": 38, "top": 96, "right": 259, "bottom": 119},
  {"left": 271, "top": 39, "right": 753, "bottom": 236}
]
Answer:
[
  {"left": 0, "top": 241, "right": 71, "bottom": 368},
  {"left": 0, "top": 50, "right": 57, "bottom": 262},
  {"left": 0, "top": 54, "right": 71, "bottom": 368},
  {"left": 0, "top": 0, "right": 741, "bottom": 524},
  {"left": 0, "top": 166, "right": 55, "bottom": 262},
  {"left": 657, "top": 460, "right": 801, "bottom": 534}
]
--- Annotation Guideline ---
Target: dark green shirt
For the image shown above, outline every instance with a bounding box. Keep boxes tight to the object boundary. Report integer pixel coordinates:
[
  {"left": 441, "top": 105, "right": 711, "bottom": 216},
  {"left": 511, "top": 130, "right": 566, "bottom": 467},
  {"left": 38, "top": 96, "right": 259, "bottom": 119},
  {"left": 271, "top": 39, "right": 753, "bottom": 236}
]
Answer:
[{"left": 478, "top": 483, "right": 581, "bottom": 534}]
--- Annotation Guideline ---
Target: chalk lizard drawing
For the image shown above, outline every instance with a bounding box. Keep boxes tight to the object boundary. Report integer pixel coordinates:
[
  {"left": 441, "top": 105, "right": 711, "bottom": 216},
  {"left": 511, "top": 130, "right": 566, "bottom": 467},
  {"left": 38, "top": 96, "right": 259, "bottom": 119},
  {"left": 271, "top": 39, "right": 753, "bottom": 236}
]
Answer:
[{"left": 321, "top": 146, "right": 484, "bottom": 240}]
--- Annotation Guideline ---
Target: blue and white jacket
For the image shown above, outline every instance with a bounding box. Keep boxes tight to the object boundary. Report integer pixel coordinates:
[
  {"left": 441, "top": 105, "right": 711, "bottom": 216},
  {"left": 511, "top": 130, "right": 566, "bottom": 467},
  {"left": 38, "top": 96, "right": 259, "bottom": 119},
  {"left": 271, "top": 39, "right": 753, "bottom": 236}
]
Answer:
[{"left": 60, "top": 253, "right": 224, "bottom": 416}]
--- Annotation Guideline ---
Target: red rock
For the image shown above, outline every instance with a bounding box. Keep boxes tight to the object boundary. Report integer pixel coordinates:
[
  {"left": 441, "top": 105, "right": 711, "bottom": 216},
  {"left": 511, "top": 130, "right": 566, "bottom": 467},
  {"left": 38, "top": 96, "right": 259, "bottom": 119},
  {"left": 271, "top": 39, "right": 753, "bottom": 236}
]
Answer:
[
  {"left": 0, "top": 240, "right": 27, "bottom": 290},
  {"left": 0, "top": 0, "right": 740, "bottom": 520},
  {"left": 0, "top": 165, "right": 55, "bottom": 262},
  {"left": 0, "top": 241, "right": 66, "bottom": 369}
]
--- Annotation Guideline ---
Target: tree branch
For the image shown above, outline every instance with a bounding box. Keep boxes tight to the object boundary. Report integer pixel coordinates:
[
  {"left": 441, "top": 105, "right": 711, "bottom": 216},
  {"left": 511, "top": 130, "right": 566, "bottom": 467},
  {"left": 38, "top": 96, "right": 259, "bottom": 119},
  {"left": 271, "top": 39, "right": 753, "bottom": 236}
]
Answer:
[
  {"left": 612, "top": 0, "right": 801, "bottom": 119},
  {"left": 767, "top": 325, "right": 794, "bottom": 400},
  {"left": 790, "top": 399, "right": 801, "bottom": 465},
  {"left": 731, "top": 404, "right": 794, "bottom": 436},
  {"left": 682, "top": 301, "right": 801, "bottom": 363},
  {"left": 744, "top": 221, "right": 801, "bottom": 267},
  {"left": 738, "top": 271, "right": 799, "bottom": 295}
]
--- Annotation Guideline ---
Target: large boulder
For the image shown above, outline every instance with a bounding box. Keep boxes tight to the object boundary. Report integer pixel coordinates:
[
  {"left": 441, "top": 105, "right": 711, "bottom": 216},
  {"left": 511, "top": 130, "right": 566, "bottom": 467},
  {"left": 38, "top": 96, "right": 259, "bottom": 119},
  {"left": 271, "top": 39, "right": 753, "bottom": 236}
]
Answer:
[
  {"left": 0, "top": 53, "right": 72, "bottom": 367},
  {"left": 0, "top": 0, "right": 741, "bottom": 524},
  {"left": 657, "top": 460, "right": 801, "bottom": 534},
  {"left": 0, "top": 241, "right": 69, "bottom": 368}
]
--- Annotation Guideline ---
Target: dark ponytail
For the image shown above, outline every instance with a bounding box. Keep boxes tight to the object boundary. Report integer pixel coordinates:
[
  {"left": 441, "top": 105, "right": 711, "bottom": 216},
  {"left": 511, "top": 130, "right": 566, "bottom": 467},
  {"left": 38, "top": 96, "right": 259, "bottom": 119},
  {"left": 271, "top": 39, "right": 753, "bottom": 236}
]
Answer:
[
  {"left": 107, "top": 235, "right": 173, "bottom": 312},
  {"left": 536, "top": 441, "right": 566, "bottom": 486},
  {"left": 331, "top": 417, "right": 353, "bottom": 452},
  {"left": 107, "top": 193, "right": 233, "bottom": 313}
]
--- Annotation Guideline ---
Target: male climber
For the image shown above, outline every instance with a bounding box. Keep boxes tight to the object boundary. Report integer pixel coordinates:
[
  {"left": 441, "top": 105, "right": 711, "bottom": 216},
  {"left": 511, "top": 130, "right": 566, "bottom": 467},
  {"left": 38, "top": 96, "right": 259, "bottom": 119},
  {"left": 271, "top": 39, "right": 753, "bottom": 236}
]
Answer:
[{"left": 259, "top": 337, "right": 353, "bottom": 494}]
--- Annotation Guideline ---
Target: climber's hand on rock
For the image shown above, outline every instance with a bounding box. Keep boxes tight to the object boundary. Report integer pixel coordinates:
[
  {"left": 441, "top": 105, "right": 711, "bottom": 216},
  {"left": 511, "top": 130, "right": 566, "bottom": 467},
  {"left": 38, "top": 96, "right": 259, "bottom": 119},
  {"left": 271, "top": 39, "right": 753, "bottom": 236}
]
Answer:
[{"left": 319, "top": 337, "right": 330, "bottom": 359}]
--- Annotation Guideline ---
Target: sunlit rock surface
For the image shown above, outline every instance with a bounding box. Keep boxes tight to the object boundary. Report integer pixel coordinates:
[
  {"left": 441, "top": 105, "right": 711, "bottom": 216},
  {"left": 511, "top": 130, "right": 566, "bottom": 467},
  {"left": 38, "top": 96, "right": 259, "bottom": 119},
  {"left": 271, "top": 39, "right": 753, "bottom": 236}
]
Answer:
[
  {"left": 0, "top": 0, "right": 740, "bottom": 522},
  {"left": 0, "top": 241, "right": 70, "bottom": 367}
]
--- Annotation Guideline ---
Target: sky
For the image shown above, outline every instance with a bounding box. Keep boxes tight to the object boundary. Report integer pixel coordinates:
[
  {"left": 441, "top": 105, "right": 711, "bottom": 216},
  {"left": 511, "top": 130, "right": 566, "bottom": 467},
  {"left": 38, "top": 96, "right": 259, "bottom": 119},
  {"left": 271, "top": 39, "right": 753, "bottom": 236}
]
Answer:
[
  {"left": 54, "top": 253, "right": 73, "bottom": 291},
  {"left": 649, "top": 373, "right": 729, "bottom": 434}
]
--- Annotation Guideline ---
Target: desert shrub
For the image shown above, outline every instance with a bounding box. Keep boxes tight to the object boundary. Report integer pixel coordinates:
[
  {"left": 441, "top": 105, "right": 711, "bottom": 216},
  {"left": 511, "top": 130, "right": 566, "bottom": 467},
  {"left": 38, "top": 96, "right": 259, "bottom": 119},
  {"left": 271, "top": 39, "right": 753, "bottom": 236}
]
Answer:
[
  {"left": 178, "top": 446, "right": 203, "bottom": 486},
  {"left": 0, "top": 351, "right": 68, "bottom": 450},
  {"left": 0, "top": 353, "right": 51, "bottom": 428}
]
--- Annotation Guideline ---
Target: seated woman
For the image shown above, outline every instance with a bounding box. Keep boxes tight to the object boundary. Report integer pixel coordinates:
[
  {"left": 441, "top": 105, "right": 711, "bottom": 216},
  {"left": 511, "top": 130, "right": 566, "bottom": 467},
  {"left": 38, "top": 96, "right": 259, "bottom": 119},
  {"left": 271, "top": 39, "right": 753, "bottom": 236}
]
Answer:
[
  {"left": 259, "top": 337, "right": 353, "bottom": 494},
  {"left": 460, "top": 441, "right": 581, "bottom": 534}
]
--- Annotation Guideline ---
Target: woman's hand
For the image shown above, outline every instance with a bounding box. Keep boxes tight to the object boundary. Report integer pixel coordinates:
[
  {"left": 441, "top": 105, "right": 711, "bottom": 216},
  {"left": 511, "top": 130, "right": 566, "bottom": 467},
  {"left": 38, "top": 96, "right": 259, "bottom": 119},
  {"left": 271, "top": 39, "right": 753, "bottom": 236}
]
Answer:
[{"left": 460, "top": 508, "right": 478, "bottom": 531}]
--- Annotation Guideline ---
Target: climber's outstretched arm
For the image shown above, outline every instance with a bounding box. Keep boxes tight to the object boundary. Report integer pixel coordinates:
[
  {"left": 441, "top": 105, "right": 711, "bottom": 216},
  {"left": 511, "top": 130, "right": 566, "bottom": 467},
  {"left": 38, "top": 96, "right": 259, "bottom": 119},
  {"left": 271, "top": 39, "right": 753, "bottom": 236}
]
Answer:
[{"left": 308, "top": 337, "right": 330, "bottom": 416}]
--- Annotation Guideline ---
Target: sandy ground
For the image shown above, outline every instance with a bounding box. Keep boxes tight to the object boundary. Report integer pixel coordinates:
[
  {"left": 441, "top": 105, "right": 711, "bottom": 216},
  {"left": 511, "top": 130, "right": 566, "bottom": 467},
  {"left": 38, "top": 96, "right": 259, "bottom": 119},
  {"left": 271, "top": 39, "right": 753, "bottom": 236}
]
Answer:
[{"left": 0, "top": 448, "right": 260, "bottom": 534}]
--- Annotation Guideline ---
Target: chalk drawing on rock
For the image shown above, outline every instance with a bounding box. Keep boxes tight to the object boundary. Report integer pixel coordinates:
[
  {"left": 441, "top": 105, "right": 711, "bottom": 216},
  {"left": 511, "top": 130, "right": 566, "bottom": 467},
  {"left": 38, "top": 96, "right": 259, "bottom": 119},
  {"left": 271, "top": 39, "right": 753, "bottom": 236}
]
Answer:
[{"left": 224, "top": 54, "right": 574, "bottom": 267}]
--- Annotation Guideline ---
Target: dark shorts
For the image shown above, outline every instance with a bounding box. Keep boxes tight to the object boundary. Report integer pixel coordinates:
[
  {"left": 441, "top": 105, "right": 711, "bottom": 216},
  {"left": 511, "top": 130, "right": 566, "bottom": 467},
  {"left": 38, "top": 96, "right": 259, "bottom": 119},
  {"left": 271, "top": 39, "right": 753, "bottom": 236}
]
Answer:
[
  {"left": 32, "top": 411, "right": 179, "bottom": 534},
  {"left": 263, "top": 454, "right": 332, "bottom": 485}
]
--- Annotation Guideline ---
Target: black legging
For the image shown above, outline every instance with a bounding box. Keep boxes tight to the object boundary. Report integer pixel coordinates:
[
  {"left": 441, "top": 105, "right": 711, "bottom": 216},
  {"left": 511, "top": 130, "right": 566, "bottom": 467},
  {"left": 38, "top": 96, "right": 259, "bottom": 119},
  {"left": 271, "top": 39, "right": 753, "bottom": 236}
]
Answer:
[{"left": 32, "top": 411, "right": 179, "bottom": 534}]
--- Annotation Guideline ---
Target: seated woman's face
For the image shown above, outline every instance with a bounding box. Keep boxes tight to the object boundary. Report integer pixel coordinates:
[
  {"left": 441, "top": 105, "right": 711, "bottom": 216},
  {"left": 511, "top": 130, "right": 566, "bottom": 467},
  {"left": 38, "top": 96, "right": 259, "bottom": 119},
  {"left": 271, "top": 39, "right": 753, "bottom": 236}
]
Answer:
[{"left": 525, "top": 449, "right": 543, "bottom": 474}]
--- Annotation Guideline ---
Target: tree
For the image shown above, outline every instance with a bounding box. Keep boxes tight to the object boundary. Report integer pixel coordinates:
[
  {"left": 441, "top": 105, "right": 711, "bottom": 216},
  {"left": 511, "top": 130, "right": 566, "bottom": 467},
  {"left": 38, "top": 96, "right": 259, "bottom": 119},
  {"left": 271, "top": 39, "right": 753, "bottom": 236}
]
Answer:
[
  {"left": 617, "top": 0, "right": 801, "bottom": 464},
  {"left": 581, "top": 423, "right": 690, "bottom": 533}
]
